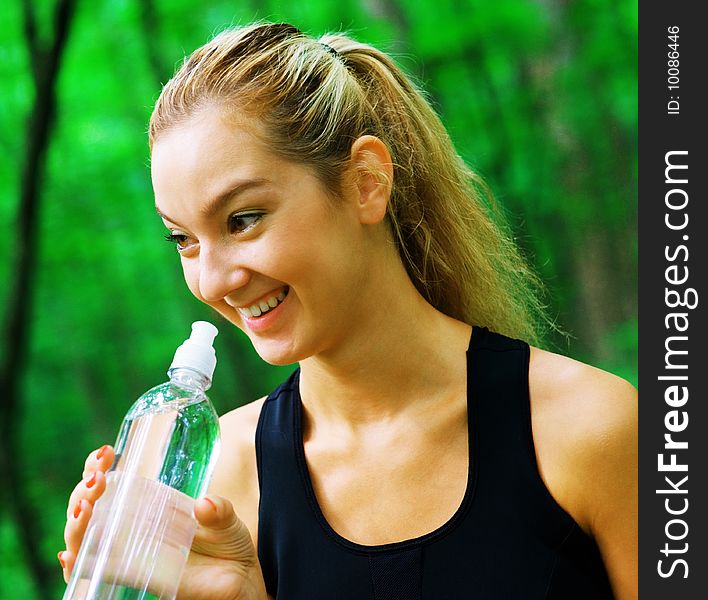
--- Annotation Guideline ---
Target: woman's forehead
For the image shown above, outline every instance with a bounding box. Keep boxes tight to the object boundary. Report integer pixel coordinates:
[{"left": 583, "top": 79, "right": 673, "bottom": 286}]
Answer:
[
  {"left": 152, "top": 112, "right": 275, "bottom": 181},
  {"left": 150, "top": 111, "right": 331, "bottom": 217}
]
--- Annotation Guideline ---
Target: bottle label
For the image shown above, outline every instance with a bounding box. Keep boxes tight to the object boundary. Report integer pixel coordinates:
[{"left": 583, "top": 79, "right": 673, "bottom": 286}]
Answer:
[{"left": 67, "top": 471, "right": 197, "bottom": 599}]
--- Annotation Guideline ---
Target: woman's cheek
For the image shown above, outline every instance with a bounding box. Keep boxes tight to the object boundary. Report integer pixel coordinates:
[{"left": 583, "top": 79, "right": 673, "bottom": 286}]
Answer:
[{"left": 181, "top": 260, "right": 204, "bottom": 301}]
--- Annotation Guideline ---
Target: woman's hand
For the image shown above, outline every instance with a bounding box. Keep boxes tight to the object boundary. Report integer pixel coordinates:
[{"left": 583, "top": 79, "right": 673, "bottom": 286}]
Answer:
[
  {"left": 60, "top": 446, "right": 268, "bottom": 600},
  {"left": 177, "top": 495, "right": 268, "bottom": 600},
  {"left": 60, "top": 445, "right": 114, "bottom": 579}
]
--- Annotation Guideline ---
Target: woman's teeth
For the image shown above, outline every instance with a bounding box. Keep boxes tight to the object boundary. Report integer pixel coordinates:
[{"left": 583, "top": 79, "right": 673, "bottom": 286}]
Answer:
[{"left": 238, "top": 290, "right": 287, "bottom": 318}]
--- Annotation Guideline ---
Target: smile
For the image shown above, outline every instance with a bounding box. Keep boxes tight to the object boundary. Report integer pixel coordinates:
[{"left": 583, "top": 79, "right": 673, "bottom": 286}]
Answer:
[{"left": 237, "top": 287, "right": 289, "bottom": 318}]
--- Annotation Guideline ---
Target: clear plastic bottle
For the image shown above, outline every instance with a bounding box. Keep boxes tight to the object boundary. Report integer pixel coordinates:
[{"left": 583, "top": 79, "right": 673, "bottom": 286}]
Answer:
[{"left": 63, "top": 321, "right": 221, "bottom": 600}]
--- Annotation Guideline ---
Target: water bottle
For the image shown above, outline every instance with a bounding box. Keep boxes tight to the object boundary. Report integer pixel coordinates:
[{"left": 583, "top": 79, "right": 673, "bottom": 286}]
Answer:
[{"left": 63, "top": 321, "right": 221, "bottom": 600}]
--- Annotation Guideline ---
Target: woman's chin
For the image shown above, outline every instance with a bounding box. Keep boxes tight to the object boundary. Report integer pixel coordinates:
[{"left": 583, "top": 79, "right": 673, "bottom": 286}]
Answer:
[
  {"left": 250, "top": 338, "right": 303, "bottom": 367},
  {"left": 259, "top": 353, "right": 299, "bottom": 367}
]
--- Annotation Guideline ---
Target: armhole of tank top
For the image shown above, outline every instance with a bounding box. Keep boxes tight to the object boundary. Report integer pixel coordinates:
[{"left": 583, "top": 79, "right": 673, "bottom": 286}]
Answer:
[
  {"left": 520, "top": 343, "right": 578, "bottom": 529},
  {"left": 255, "top": 395, "right": 269, "bottom": 493}
]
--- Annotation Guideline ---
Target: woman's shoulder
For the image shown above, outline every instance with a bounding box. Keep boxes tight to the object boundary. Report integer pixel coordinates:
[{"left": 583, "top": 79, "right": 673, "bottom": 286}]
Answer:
[
  {"left": 214, "top": 396, "right": 267, "bottom": 483},
  {"left": 527, "top": 347, "right": 637, "bottom": 517},
  {"left": 528, "top": 346, "right": 637, "bottom": 432},
  {"left": 208, "top": 397, "right": 268, "bottom": 546},
  {"left": 527, "top": 347, "right": 637, "bottom": 530},
  {"left": 528, "top": 346, "right": 637, "bottom": 596},
  {"left": 219, "top": 395, "right": 268, "bottom": 438}
]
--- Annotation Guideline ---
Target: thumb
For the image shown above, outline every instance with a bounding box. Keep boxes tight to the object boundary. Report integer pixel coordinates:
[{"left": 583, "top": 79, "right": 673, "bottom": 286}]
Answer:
[{"left": 191, "top": 495, "right": 256, "bottom": 565}]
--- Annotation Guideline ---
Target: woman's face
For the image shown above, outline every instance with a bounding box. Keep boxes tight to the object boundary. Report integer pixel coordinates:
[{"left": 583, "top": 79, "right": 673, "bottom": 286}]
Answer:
[{"left": 151, "top": 110, "right": 378, "bottom": 365}]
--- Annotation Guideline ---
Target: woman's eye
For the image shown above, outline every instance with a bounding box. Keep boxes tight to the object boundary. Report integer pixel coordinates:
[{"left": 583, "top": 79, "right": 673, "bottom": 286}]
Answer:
[
  {"left": 229, "top": 212, "right": 263, "bottom": 234},
  {"left": 164, "top": 232, "right": 193, "bottom": 251}
]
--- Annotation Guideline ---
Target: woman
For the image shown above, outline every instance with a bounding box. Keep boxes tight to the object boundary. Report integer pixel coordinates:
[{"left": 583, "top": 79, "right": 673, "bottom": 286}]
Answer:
[{"left": 60, "top": 22, "right": 637, "bottom": 599}]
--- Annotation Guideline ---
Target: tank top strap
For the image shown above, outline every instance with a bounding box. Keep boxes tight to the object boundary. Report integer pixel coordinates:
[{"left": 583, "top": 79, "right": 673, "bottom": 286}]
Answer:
[
  {"left": 468, "top": 325, "right": 532, "bottom": 488},
  {"left": 256, "top": 369, "right": 320, "bottom": 597},
  {"left": 468, "top": 326, "right": 577, "bottom": 544},
  {"left": 255, "top": 370, "right": 300, "bottom": 482},
  {"left": 467, "top": 325, "right": 532, "bottom": 462}
]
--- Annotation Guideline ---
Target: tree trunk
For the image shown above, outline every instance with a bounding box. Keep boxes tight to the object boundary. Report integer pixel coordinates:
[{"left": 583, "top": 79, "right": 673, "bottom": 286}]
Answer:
[{"left": 0, "top": 0, "right": 77, "bottom": 597}]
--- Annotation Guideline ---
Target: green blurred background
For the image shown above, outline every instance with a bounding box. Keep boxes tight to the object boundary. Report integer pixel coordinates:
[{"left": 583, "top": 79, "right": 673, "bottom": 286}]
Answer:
[{"left": 0, "top": 0, "right": 636, "bottom": 597}]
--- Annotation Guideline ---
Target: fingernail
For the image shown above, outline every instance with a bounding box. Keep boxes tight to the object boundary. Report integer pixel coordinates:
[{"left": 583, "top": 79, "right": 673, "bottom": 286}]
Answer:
[
  {"left": 73, "top": 501, "right": 82, "bottom": 519},
  {"left": 85, "top": 472, "right": 97, "bottom": 489},
  {"left": 96, "top": 445, "right": 109, "bottom": 460},
  {"left": 204, "top": 497, "right": 217, "bottom": 512},
  {"left": 58, "top": 551, "right": 66, "bottom": 569}
]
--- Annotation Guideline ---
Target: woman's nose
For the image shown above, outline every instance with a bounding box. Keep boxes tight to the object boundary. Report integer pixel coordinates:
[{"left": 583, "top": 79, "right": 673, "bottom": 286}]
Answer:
[{"left": 197, "top": 244, "right": 250, "bottom": 303}]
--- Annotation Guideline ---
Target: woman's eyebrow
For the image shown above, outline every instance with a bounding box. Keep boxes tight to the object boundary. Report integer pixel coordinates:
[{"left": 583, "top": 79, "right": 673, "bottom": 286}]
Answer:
[
  {"left": 200, "top": 178, "right": 270, "bottom": 218},
  {"left": 154, "top": 177, "right": 270, "bottom": 224},
  {"left": 154, "top": 205, "right": 180, "bottom": 225}
]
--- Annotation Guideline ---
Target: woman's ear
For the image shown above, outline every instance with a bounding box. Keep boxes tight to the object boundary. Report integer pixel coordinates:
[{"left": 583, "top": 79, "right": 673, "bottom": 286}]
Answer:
[{"left": 349, "top": 135, "right": 393, "bottom": 225}]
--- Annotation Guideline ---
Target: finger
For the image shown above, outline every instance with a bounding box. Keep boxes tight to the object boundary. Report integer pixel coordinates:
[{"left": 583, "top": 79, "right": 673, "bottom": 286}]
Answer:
[
  {"left": 58, "top": 549, "right": 76, "bottom": 583},
  {"left": 57, "top": 550, "right": 68, "bottom": 583},
  {"left": 194, "top": 495, "right": 231, "bottom": 529},
  {"left": 192, "top": 495, "right": 255, "bottom": 563},
  {"left": 82, "top": 445, "right": 114, "bottom": 479},
  {"left": 64, "top": 498, "right": 94, "bottom": 557},
  {"left": 66, "top": 470, "right": 106, "bottom": 520}
]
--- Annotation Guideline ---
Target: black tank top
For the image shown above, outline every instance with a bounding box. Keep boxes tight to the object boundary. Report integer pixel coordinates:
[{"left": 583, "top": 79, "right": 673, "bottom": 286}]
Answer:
[{"left": 255, "top": 327, "right": 615, "bottom": 599}]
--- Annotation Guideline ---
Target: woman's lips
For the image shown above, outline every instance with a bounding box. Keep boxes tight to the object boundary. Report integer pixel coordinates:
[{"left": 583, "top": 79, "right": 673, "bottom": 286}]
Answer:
[
  {"left": 237, "top": 287, "right": 288, "bottom": 318},
  {"left": 238, "top": 287, "right": 290, "bottom": 333}
]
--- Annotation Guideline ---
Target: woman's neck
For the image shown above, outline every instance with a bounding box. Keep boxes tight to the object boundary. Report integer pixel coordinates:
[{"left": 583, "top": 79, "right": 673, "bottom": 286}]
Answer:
[{"left": 298, "top": 271, "right": 472, "bottom": 429}]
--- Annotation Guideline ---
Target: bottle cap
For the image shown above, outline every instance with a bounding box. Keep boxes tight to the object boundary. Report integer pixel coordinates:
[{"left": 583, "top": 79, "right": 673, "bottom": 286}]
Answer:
[{"left": 168, "top": 321, "right": 218, "bottom": 380}]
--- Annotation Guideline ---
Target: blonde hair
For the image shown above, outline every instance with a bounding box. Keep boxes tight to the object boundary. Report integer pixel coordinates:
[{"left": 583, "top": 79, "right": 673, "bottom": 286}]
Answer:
[{"left": 150, "top": 22, "right": 552, "bottom": 345}]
